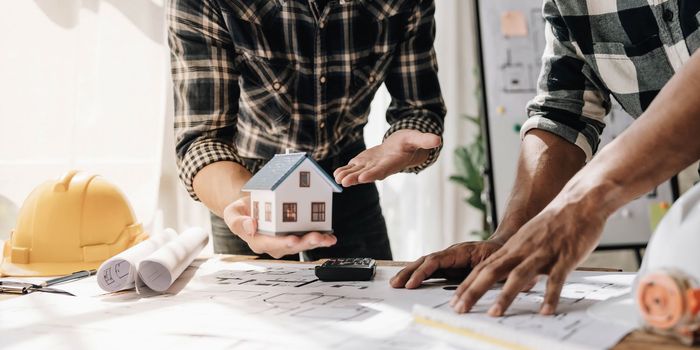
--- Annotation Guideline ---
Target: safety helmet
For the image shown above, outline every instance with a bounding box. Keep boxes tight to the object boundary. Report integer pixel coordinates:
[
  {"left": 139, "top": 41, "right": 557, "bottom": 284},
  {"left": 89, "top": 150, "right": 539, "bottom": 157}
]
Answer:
[
  {"left": 635, "top": 183, "right": 700, "bottom": 345},
  {"left": 1, "top": 170, "right": 148, "bottom": 277}
]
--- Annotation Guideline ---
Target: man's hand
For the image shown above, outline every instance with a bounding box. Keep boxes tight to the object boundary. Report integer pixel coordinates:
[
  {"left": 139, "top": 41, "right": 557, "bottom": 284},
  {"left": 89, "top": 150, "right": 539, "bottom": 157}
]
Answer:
[
  {"left": 333, "top": 130, "right": 441, "bottom": 187},
  {"left": 390, "top": 240, "right": 504, "bottom": 289},
  {"left": 449, "top": 199, "right": 606, "bottom": 317},
  {"left": 223, "top": 196, "right": 337, "bottom": 259}
]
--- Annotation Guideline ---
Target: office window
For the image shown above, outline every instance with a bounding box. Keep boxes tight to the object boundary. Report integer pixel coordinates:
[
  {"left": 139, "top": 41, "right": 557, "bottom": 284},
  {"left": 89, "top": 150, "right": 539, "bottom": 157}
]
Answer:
[
  {"left": 282, "top": 203, "right": 297, "bottom": 222},
  {"left": 253, "top": 201, "right": 259, "bottom": 220},
  {"left": 311, "top": 202, "right": 325, "bottom": 222},
  {"left": 300, "top": 171, "right": 310, "bottom": 187},
  {"left": 265, "top": 202, "right": 271, "bottom": 222}
]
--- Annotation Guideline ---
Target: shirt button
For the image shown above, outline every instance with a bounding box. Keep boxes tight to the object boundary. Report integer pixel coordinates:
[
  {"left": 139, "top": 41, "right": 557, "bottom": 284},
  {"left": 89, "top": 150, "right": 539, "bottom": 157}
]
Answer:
[
  {"left": 369, "top": 75, "right": 376, "bottom": 83},
  {"left": 319, "top": 121, "right": 326, "bottom": 129},
  {"left": 319, "top": 22, "right": 325, "bottom": 29},
  {"left": 663, "top": 9, "right": 674, "bottom": 22},
  {"left": 272, "top": 82, "right": 282, "bottom": 91},
  {"left": 319, "top": 75, "right": 327, "bottom": 84}
]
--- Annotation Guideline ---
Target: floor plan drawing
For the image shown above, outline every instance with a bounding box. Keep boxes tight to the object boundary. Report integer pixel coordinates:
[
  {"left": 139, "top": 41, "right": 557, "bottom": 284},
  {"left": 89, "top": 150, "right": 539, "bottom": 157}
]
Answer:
[
  {"left": 420, "top": 272, "right": 637, "bottom": 349},
  {"left": 0, "top": 259, "right": 638, "bottom": 350}
]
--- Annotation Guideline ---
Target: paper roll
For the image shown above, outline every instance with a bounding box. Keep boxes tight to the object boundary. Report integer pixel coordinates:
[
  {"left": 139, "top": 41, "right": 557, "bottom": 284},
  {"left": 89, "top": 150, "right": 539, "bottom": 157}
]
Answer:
[
  {"left": 97, "top": 228, "right": 178, "bottom": 292},
  {"left": 137, "top": 227, "right": 209, "bottom": 292}
]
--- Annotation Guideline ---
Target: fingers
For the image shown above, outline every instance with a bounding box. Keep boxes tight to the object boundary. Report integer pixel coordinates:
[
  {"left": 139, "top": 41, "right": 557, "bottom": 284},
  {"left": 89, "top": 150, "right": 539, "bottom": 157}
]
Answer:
[
  {"left": 333, "top": 163, "right": 359, "bottom": 183},
  {"left": 223, "top": 197, "right": 255, "bottom": 238},
  {"left": 340, "top": 166, "right": 365, "bottom": 187},
  {"left": 390, "top": 254, "right": 448, "bottom": 289},
  {"left": 230, "top": 216, "right": 257, "bottom": 238},
  {"left": 247, "top": 232, "right": 338, "bottom": 259},
  {"left": 334, "top": 161, "right": 371, "bottom": 187},
  {"left": 404, "top": 253, "right": 458, "bottom": 289},
  {"left": 451, "top": 251, "right": 512, "bottom": 314},
  {"left": 336, "top": 163, "right": 383, "bottom": 187},
  {"left": 357, "top": 166, "right": 388, "bottom": 183},
  {"left": 522, "top": 276, "right": 539, "bottom": 292},
  {"left": 541, "top": 265, "right": 568, "bottom": 315},
  {"left": 487, "top": 258, "right": 540, "bottom": 316},
  {"left": 453, "top": 248, "right": 505, "bottom": 298},
  {"left": 390, "top": 257, "right": 426, "bottom": 288}
]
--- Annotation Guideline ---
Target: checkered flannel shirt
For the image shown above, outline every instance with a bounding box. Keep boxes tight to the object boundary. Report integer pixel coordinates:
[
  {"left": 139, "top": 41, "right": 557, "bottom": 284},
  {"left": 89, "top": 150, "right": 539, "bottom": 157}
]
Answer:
[
  {"left": 524, "top": 0, "right": 700, "bottom": 161},
  {"left": 169, "top": 0, "right": 446, "bottom": 199}
]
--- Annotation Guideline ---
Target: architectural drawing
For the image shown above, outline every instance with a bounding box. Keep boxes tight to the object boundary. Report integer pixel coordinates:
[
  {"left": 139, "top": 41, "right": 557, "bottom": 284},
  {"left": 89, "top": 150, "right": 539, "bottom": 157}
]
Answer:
[
  {"left": 0, "top": 260, "right": 637, "bottom": 350},
  {"left": 420, "top": 273, "right": 637, "bottom": 348}
]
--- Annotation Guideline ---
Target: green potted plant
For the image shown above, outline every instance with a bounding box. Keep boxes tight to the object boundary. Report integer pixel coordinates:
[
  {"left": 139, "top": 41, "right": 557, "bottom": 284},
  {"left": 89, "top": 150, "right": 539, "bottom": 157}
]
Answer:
[{"left": 450, "top": 114, "right": 490, "bottom": 240}]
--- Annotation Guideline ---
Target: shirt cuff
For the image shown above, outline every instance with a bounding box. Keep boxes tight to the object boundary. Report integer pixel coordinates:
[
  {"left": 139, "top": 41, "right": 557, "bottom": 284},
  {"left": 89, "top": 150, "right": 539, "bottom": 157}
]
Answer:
[
  {"left": 178, "top": 140, "right": 248, "bottom": 201},
  {"left": 520, "top": 116, "right": 595, "bottom": 162},
  {"left": 384, "top": 114, "right": 444, "bottom": 173}
]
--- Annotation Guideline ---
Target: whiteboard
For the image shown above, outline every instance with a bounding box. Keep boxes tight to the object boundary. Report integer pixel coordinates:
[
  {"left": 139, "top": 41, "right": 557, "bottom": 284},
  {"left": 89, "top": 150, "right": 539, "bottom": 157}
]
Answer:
[{"left": 476, "top": 0, "right": 676, "bottom": 247}]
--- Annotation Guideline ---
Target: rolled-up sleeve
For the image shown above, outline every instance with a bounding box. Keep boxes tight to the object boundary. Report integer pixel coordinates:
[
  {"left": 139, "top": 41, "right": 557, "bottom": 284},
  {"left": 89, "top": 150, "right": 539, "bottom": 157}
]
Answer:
[
  {"left": 383, "top": 0, "right": 446, "bottom": 173},
  {"left": 523, "top": 0, "right": 611, "bottom": 161},
  {"left": 169, "top": 0, "right": 247, "bottom": 200}
]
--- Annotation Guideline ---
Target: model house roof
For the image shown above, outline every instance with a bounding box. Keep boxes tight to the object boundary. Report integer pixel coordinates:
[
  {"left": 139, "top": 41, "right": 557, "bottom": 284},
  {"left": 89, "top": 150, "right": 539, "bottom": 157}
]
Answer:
[{"left": 242, "top": 152, "right": 343, "bottom": 192}]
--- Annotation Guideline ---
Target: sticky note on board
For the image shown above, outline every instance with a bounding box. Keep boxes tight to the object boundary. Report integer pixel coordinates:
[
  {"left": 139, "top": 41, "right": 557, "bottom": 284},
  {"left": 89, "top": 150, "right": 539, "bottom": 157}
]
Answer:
[
  {"left": 501, "top": 11, "right": 528, "bottom": 37},
  {"left": 648, "top": 202, "right": 670, "bottom": 232}
]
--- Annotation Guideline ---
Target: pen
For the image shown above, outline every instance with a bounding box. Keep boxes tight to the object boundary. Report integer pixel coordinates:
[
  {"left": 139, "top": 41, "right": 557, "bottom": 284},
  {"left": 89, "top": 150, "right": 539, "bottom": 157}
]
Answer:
[{"left": 35, "top": 269, "right": 97, "bottom": 289}]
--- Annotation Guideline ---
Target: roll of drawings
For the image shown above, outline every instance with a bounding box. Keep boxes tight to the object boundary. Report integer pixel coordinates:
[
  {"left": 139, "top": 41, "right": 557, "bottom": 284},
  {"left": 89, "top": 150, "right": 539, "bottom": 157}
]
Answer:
[
  {"left": 97, "top": 228, "right": 178, "bottom": 292},
  {"left": 138, "top": 227, "right": 209, "bottom": 292}
]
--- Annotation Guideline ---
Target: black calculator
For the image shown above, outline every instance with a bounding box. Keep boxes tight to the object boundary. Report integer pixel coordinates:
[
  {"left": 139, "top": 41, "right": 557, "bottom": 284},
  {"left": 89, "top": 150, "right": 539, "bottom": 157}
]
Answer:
[{"left": 314, "top": 258, "right": 377, "bottom": 281}]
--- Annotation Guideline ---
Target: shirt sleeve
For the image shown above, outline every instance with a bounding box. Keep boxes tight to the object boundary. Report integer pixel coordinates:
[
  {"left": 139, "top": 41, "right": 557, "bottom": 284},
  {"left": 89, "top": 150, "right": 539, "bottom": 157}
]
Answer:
[
  {"left": 383, "top": 0, "right": 447, "bottom": 173},
  {"left": 168, "top": 0, "right": 248, "bottom": 200},
  {"left": 523, "top": 0, "right": 611, "bottom": 162}
]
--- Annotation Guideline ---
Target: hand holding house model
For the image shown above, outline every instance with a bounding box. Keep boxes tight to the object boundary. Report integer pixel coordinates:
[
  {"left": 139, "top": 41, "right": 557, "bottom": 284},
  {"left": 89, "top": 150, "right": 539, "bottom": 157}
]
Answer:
[{"left": 242, "top": 152, "right": 343, "bottom": 236}]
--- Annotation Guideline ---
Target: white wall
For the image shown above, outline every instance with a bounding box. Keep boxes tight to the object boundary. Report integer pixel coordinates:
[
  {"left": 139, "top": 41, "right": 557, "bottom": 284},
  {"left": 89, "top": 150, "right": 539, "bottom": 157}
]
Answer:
[{"left": 0, "top": 0, "right": 168, "bottom": 234}]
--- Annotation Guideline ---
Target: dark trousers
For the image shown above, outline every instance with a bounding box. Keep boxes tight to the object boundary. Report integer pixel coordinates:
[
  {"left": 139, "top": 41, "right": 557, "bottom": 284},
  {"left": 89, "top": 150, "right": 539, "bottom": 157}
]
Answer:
[{"left": 210, "top": 143, "right": 393, "bottom": 260}]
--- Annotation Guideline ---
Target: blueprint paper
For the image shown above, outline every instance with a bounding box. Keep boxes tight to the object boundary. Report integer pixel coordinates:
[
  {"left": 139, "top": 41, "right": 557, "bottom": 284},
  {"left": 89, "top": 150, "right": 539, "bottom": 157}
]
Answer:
[
  {"left": 414, "top": 272, "right": 637, "bottom": 350},
  {"left": 97, "top": 228, "right": 178, "bottom": 292},
  {"left": 137, "top": 227, "right": 209, "bottom": 292},
  {"left": 0, "top": 259, "right": 636, "bottom": 350}
]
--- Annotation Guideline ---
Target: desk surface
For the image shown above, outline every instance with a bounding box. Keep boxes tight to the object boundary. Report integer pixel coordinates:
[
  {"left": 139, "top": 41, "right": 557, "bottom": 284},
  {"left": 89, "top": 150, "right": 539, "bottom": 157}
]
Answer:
[
  {"left": 0, "top": 254, "right": 695, "bottom": 349},
  {"left": 249, "top": 256, "right": 697, "bottom": 350}
]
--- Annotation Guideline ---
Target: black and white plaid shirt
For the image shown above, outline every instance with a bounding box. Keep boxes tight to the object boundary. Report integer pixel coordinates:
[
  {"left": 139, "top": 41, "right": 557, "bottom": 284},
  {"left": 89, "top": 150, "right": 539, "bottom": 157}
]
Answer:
[
  {"left": 168, "top": 0, "right": 446, "bottom": 199},
  {"left": 524, "top": 0, "right": 700, "bottom": 160}
]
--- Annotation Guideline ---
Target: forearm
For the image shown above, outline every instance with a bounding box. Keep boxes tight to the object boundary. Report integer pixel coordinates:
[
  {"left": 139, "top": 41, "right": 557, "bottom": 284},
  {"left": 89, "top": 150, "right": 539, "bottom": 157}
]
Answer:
[
  {"left": 491, "top": 129, "right": 586, "bottom": 242},
  {"left": 193, "top": 161, "right": 252, "bottom": 218},
  {"left": 562, "top": 51, "right": 700, "bottom": 216}
]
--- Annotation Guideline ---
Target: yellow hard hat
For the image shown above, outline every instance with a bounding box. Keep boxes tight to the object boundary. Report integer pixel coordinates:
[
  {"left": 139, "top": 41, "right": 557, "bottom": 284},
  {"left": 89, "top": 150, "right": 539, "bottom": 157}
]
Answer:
[{"left": 1, "top": 170, "right": 148, "bottom": 277}]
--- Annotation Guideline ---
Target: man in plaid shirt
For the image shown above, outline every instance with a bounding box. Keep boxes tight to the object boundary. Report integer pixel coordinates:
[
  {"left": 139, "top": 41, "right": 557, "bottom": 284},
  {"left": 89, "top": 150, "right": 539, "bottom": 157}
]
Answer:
[
  {"left": 394, "top": 0, "right": 700, "bottom": 315},
  {"left": 168, "top": 0, "right": 445, "bottom": 259}
]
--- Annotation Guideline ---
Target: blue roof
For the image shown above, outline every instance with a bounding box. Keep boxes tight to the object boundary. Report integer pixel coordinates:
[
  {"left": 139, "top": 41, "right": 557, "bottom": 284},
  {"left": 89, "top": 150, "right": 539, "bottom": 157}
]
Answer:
[{"left": 242, "top": 153, "right": 343, "bottom": 193}]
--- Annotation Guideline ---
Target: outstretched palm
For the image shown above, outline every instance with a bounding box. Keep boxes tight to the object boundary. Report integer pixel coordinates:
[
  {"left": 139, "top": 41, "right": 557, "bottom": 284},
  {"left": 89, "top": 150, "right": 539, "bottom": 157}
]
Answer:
[{"left": 333, "top": 130, "right": 441, "bottom": 186}]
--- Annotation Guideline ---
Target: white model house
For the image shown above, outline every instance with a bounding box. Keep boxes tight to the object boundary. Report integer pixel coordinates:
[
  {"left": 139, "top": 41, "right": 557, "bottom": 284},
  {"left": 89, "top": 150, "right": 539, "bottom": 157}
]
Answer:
[{"left": 242, "top": 152, "right": 343, "bottom": 236}]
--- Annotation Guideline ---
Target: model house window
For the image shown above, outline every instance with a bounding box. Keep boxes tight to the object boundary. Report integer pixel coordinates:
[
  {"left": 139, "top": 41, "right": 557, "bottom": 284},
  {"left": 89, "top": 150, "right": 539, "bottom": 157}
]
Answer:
[
  {"left": 253, "top": 201, "right": 259, "bottom": 220},
  {"left": 282, "top": 203, "right": 297, "bottom": 222},
  {"left": 311, "top": 202, "right": 326, "bottom": 222},
  {"left": 265, "top": 202, "right": 271, "bottom": 222},
  {"left": 300, "top": 171, "right": 310, "bottom": 187}
]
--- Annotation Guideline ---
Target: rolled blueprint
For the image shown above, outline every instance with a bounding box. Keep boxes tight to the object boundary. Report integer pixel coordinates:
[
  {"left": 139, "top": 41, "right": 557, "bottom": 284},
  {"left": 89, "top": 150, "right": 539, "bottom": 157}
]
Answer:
[
  {"left": 138, "top": 227, "right": 209, "bottom": 292},
  {"left": 97, "top": 228, "right": 178, "bottom": 292}
]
